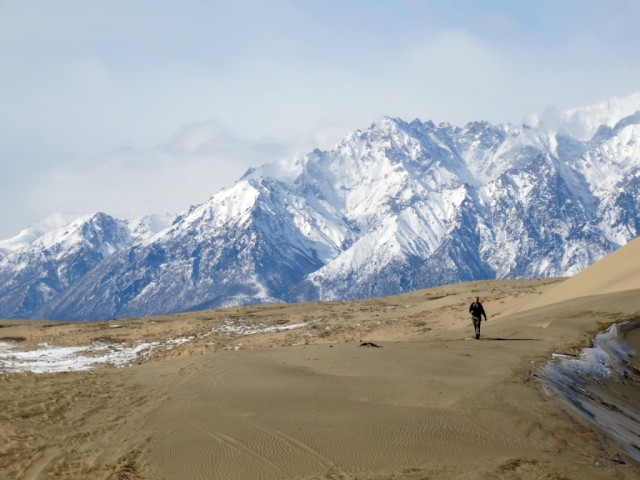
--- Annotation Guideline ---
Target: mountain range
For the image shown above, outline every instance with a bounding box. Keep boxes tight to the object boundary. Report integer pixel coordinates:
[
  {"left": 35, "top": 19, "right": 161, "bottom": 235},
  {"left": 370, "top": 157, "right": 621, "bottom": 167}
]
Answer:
[{"left": 1, "top": 94, "right": 639, "bottom": 320}]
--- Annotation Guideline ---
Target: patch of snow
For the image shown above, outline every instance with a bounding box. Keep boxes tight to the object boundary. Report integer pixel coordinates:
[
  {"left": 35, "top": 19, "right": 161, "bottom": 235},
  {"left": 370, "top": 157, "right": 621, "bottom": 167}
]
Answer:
[
  {"left": 0, "top": 341, "right": 159, "bottom": 373},
  {"left": 216, "top": 318, "right": 320, "bottom": 336},
  {"left": 0, "top": 319, "right": 320, "bottom": 373}
]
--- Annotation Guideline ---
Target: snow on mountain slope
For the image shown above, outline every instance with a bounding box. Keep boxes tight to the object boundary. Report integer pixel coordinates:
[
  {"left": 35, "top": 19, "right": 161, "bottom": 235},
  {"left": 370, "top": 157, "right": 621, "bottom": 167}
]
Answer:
[
  {"left": 1, "top": 94, "right": 640, "bottom": 320},
  {"left": 571, "top": 120, "right": 640, "bottom": 246},
  {"left": 32, "top": 180, "right": 331, "bottom": 320},
  {"left": 127, "top": 213, "right": 175, "bottom": 242},
  {"left": 288, "top": 115, "right": 620, "bottom": 299},
  {"left": 0, "top": 213, "right": 134, "bottom": 318},
  {"left": 0, "top": 213, "right": 78, "bottom": 257}
]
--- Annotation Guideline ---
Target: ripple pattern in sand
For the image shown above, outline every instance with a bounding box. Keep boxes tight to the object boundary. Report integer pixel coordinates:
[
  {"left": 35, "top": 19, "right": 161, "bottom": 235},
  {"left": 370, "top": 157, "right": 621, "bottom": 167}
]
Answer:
[{"left": 144, "top": 354, "right": 497, "bottom": 480}]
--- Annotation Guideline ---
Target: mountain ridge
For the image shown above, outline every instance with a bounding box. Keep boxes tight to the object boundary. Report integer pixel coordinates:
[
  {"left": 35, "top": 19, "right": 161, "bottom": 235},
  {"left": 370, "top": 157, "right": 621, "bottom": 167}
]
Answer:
[{"left": 2, "top": 96, "right": 639, "bottom": 320}]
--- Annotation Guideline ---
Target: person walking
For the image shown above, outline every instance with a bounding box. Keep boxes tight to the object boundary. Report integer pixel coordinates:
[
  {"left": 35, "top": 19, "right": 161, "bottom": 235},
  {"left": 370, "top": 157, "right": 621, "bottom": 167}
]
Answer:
[{"left": 469, "top": 296, "right": 487, "bottom": 339}]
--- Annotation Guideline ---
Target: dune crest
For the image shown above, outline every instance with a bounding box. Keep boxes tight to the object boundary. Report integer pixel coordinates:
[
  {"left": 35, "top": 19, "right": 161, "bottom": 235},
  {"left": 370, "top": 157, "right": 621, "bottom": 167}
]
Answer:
[{"left": 517, "top": 235, "right": 640, "bottom": 311}]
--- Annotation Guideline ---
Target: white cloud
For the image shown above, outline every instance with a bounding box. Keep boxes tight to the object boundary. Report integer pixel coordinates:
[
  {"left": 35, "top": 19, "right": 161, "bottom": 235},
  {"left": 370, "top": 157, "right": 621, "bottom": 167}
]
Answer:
[
  {"left": 1, "top": 1, "right": 640, "bottom": 238},
  {"left": 22, "top": 121, "right": 293, "bottom": 224},
  {"left": 398, "top": 30, "right": 515, "bottom": 120}
]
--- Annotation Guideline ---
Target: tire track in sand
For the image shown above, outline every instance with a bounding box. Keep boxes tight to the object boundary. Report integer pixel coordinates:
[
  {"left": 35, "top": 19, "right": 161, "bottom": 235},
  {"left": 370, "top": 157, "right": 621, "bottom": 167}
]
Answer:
[
  {"left": 183, "top": 417, "right": 285, "bottom": 477},
  {"left": 206, "top": 371, "right": 349, "bottom": 478}
]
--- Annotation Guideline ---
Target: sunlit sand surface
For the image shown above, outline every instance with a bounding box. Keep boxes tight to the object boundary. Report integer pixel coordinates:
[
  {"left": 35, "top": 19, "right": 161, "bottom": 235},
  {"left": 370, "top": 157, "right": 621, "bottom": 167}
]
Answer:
[{"left": 2, "top": 236, "right": 640, "bottom": 479}]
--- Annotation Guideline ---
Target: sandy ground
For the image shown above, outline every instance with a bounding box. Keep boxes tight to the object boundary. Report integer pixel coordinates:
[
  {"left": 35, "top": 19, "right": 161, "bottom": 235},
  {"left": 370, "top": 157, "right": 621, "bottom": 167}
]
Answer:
[{"left": 2, "top": 238, "right": 640, "bottom": 479}]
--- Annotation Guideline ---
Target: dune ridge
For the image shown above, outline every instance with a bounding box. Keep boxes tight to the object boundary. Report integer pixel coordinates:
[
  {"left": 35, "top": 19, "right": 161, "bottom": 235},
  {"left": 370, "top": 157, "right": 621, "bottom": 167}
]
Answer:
[{"left": 518, "top": 235, "right": 640, "bottom": 311}]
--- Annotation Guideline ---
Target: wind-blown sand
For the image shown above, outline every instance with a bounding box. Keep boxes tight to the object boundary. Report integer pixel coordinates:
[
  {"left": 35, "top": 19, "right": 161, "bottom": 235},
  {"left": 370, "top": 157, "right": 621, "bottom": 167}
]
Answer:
[{"left": 2, "top": 239, "right": 640, "bottom": 479}]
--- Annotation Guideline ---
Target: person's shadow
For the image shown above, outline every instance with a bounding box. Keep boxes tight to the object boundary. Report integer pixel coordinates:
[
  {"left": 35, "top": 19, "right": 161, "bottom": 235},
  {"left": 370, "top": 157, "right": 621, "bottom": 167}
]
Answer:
[{"left": 481, "top": 337, "right": 541, "bottom": 341}]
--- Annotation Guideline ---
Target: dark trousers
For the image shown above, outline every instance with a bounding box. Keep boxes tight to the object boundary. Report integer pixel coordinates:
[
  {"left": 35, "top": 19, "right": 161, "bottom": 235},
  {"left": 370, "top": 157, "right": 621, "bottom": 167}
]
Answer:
[{"left": 472, "top": 316, "right": 482, "bottom": 338}]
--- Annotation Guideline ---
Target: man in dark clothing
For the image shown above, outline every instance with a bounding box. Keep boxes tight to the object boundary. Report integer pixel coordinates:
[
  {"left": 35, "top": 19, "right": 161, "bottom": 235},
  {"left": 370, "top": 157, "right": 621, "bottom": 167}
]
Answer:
[{"left": 469, "top": 296, "right": 487, "bottom": 339}]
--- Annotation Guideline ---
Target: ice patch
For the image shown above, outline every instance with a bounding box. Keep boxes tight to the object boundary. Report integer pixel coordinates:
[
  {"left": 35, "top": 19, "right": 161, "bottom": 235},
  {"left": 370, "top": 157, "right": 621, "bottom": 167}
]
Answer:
[{"left": 541, "top": 321, "right": 640, "bottom": 461}]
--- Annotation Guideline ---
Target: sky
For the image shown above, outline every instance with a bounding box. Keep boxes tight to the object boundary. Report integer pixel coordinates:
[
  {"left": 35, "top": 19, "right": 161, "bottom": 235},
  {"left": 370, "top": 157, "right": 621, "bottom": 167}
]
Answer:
[{"left": 2, "top": 0, "right": 640, "bottom": 239}]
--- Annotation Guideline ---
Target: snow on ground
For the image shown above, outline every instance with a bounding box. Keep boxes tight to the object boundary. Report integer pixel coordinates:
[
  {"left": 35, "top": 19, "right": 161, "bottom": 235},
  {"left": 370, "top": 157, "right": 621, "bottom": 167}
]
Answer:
[
  {"left": 0, "top": 319, "right": 319, "bottom": 374},
  {"left": 0, "top": 341, "right": 159, "bottom": 373}
]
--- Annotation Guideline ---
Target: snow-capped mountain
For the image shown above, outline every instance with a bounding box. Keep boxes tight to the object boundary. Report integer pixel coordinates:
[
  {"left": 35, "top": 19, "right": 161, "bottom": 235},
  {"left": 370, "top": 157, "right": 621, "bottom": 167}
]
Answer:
[
  {"left": 0, "top": 212, "right": 78, "bottom": 258},
  {"left": 0, "top": 213, "right": 173, "bottom": 318},
  {"left": 1, "top": 96, "right": 639, "bottom": 320}
]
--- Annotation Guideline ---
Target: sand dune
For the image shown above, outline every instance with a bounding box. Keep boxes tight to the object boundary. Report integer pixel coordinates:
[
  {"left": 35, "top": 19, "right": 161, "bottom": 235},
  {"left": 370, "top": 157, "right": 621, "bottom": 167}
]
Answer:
[
  {"left": 520, "top": 235, "right": 640, "bottom": 310},
  {"left": 1, "top": 240, "right": 640, "bottom": 479}
]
